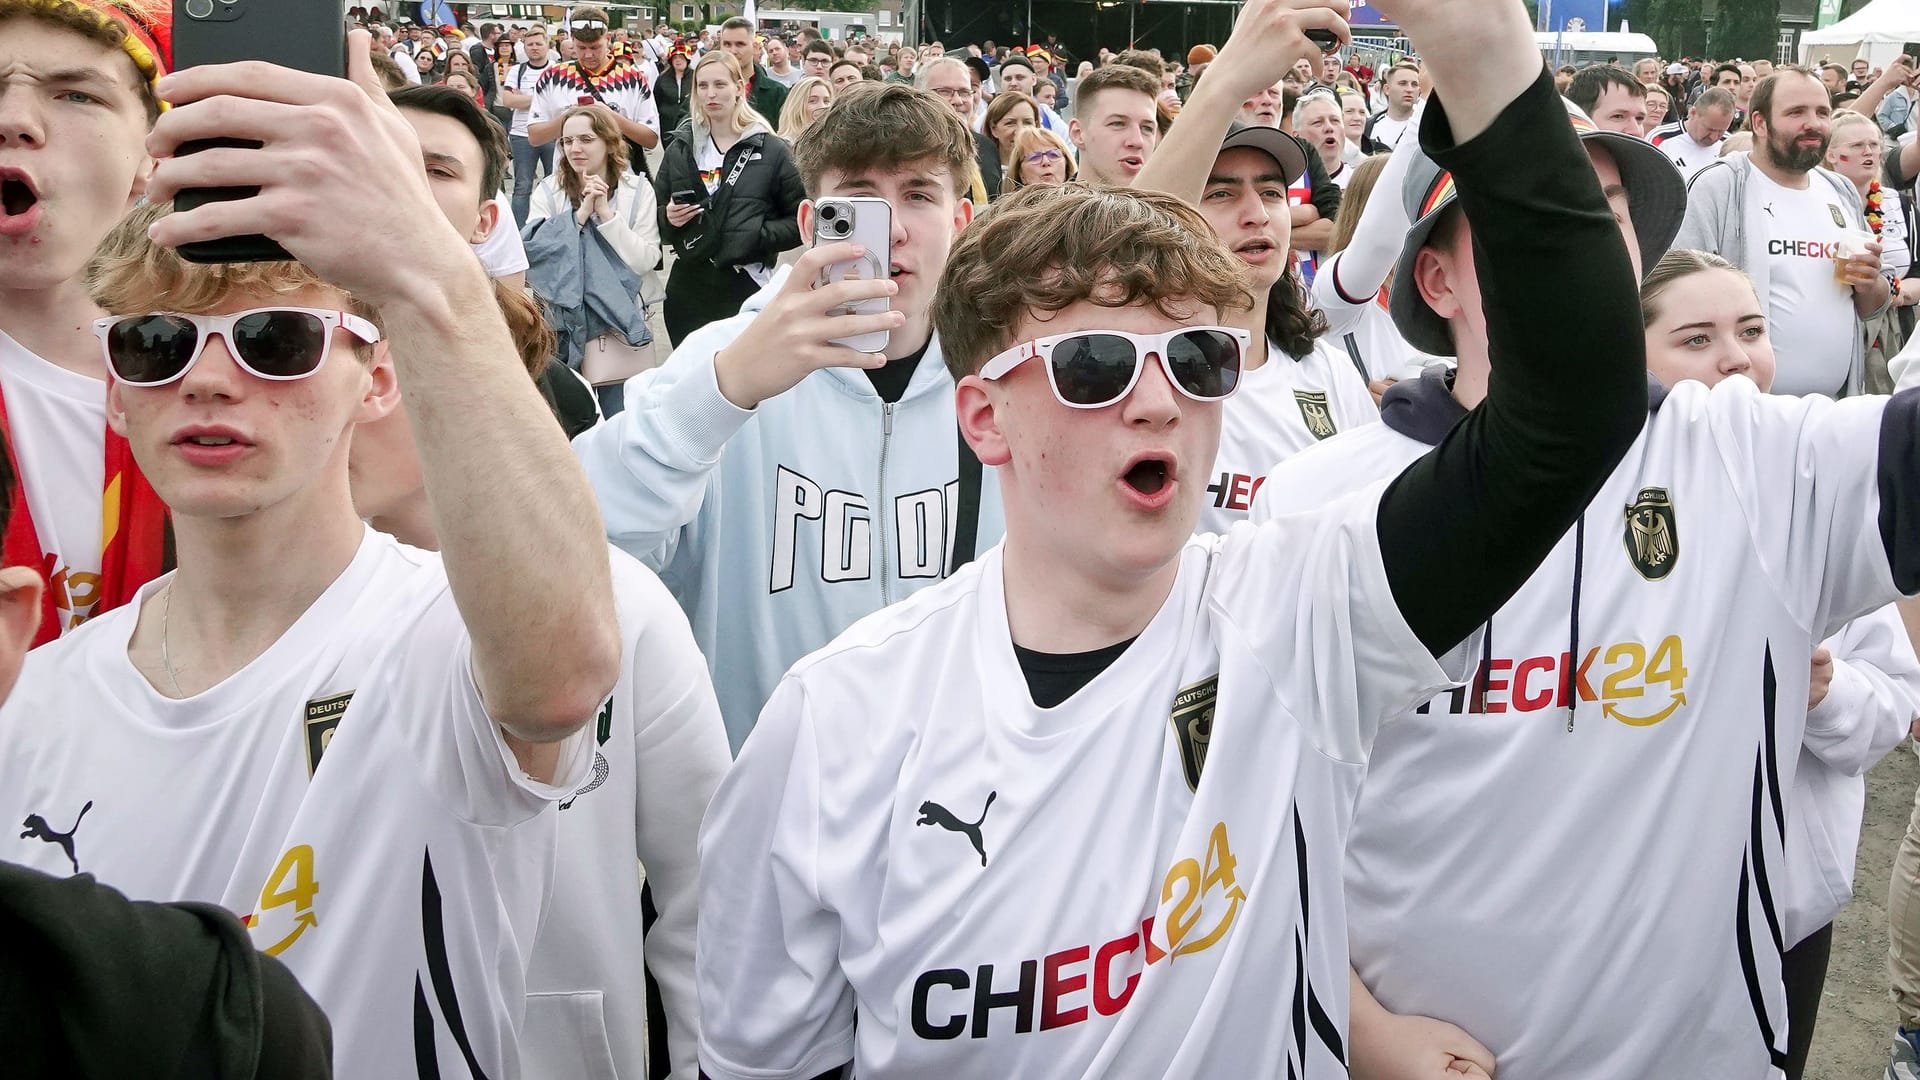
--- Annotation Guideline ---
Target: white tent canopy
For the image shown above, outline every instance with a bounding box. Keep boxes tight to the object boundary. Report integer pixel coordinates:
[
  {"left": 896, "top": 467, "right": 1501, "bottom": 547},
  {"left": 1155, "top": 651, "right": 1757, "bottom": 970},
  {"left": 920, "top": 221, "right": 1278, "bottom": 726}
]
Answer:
[{"left": 1801, "top": 0, "right": 1920, "bottom": 69}]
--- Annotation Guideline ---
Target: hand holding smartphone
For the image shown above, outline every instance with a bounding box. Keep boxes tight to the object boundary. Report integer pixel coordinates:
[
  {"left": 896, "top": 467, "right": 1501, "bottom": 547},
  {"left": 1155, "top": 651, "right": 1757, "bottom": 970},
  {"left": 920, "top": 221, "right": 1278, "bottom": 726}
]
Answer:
[
  {"left": 170, "top": 0, "right": 348, "bottom": 263},
  {"left": 811, "top": 196, "right": 892, "bottom": 353}
]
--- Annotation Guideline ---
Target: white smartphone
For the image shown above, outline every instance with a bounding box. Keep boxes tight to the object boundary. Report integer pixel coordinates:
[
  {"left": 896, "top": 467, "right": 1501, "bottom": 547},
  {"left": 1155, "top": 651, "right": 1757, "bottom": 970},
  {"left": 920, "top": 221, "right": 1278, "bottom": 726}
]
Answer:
[{"left": 813, "top": 196, "right": 893, "bottom": 353}]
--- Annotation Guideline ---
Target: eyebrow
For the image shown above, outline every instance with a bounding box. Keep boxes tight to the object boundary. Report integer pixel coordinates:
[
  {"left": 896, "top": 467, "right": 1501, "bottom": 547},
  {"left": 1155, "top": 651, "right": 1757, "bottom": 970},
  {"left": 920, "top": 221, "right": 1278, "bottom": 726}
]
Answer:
[
  {"left": 1205, "top": 172, "right": 1288, "bottom": 187},
  {"left": 38, "top": 67, "right": 122, "bottom": 90},
  {"left": 1602, "top": 183, "right": 1628, "bottom": 200},
  {"left": 421, "top": 151, "right": 467, "bottom": 174}
]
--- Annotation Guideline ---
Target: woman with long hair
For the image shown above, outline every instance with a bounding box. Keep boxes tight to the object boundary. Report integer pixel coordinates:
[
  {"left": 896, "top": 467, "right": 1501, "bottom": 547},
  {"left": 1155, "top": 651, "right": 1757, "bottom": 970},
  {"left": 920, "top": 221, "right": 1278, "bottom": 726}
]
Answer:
[
  {"left": 415, "top": 47, "right": 443, "bottom": 83},
  {"left": 999, "top": 126, "right": 1075, "bottom": 197},
  {"left": 490, "top": 37, "right": 517, "bottom": 132},
  {"left": 984, "top": 91, "right": 1038, "bottom": 168},
  {"left": 655, "top": 44, "right": 696, "bottom": 147},
  {"left": 777, "top": 76, "right": 834, "bottom": 140},
  {"left": 443, "top": 49, "right": 484, "bottom": 108},
  {"left": 655, "top": 50, "right": 806, "bottom": 342},
  {"left": 525, "top": 105, "right": 663, "bottom": 414}
]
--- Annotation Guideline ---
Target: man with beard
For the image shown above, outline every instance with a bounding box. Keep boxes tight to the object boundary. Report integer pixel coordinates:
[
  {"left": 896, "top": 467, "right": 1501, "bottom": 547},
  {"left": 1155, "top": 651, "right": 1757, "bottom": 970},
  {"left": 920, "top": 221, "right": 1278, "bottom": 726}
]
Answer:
[{"left": 1677, "top": 66, "right": 1890, "bottom": 396}]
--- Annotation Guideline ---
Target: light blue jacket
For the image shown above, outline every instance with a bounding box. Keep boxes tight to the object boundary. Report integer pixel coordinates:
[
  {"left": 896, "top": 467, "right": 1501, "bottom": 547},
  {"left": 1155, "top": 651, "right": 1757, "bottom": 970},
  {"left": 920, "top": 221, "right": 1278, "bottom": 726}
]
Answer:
[{"left": 573, "top": 268, "right": 1006, "bottom": 751}]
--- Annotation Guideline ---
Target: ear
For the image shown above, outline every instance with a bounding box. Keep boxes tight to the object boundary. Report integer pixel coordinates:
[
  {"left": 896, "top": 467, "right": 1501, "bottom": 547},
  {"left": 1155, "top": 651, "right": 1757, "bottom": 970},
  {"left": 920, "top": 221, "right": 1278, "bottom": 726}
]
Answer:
[
  {"left": 0, "top": 565, "right": 43, "bottom": 705},
  {"left": 1067, "top": 117, "right": 1084, "bottom": 149},
  {"left": 468, "top": 198, "right": 500, "bottom": 246},
  {"left": 355, "top": 341, "right": 404, "bottom": 424},
  {"left": 106, "top": 380, "right": 132, "bottom": 438},
  {"left": 127, "top": 155, "right": 157, "bottom": 207},
  {"left": 951, "top": 196, "right": 974, "bottom": 236},
  {"left": 797, "top": 199, "right": 817, "bottom": 246},
  {"left": 955, "top": 375, "right": 1010, "bottom": 467},
  {"left": 1412, "top": 245, "right": 1465, "bottom": 321}
]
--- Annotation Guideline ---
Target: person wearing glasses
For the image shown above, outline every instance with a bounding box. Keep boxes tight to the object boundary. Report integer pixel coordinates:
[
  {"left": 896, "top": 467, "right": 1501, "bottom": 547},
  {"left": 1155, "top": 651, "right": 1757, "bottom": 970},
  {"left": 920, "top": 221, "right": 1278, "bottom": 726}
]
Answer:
[
  {"left": 693, "top": 0, "right": 1651, "bottom": 1073},
  {"left": 999, "top": 126, "right": 1076, "bottom": 197},
  {"left": 0, "top": 36, "right": 620, "bottom": 1077},
  {"left": 919, "top": 56, "right": 1000, "bottom": 201}
]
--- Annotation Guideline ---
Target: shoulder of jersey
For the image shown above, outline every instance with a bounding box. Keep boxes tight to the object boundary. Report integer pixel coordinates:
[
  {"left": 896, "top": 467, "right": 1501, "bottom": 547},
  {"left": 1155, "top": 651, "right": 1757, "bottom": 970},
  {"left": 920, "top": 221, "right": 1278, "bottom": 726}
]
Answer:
[
  {"left": 783, "top": 560, "right": 989, "bottom": 681},
  {"left": 1260, "top": 421, "right": 1423, "bottom": 515},
  {"left": 1647, "top": 121, "right": 1684, "bottom": 145}
]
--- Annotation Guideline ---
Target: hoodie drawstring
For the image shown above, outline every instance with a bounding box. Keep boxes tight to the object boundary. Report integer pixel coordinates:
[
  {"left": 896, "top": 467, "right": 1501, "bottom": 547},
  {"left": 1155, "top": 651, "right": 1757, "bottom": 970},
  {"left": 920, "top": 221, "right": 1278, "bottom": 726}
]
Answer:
[{"left": 1566, "top": 512, "right": 1586, "bottom": 733}]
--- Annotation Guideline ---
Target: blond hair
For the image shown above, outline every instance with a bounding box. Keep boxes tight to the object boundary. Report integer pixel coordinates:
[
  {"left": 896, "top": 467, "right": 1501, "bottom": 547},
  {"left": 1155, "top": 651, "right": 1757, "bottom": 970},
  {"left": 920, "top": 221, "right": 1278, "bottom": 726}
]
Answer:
[
  {"left": 933, "top": 184, "right": 1254, "bottom": 379},
  {"left": 777, "top": 75, "right": 833, "bottom": 140},
  {"left": 1000, "top": 126, "right": 1075, "bottom": 195},
  {"left": 691, "top": 50, "right": 770, "bottom": 142}
]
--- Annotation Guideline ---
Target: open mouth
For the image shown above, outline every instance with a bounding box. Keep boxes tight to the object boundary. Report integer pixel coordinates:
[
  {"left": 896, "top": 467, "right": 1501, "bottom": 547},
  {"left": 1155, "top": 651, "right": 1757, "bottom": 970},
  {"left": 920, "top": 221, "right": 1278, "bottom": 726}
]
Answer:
[
  {"left": 0, "top": 172, "right": 38, "bottom": 217},
  {"left": 1234, "top": 238, "right": 1276, "bottom": 258},
  {"left": 1121, "top": 455, "right": 1174, "bottom": 497},
  {"left": 1119, "top": 156, "right": 1144, "bottom": 170}
]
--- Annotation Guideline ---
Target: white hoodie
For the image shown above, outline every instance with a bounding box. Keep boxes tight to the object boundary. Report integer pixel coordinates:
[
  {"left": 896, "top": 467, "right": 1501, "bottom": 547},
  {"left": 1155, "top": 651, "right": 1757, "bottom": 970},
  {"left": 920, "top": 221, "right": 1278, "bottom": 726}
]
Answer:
[{"left": 574, "top": 268, "right": 1006, "bottom": 750}]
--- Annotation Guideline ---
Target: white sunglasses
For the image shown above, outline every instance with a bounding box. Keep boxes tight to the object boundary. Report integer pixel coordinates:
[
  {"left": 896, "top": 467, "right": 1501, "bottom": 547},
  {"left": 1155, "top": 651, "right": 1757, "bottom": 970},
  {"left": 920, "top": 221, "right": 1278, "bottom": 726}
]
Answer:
[
  {"left": 93, "top": 307, "right": 381, "bottom": 388},
  {"left": 979, "top": 326, "right": 1249, "bottom": 409}
]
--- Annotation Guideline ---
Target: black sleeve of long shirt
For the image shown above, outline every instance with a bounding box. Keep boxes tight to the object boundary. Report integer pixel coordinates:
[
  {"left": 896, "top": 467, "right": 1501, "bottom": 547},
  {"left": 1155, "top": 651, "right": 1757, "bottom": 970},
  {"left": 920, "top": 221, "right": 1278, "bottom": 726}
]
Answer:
[
  {"left": 0, "top": 861, "right": 333, "bottom": 1080},
  {"left": 1376, "top": 71, "right": 1648, "bottom": 657}
]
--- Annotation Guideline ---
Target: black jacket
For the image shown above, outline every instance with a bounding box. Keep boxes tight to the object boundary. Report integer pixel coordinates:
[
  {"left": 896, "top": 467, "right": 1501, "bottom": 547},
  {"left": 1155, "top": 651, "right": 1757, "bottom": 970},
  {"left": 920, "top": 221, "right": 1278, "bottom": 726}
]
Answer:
[
  {"left": 747, "top": 64, "right": 789, "bottom": 127},
  {"left": 973, "top": 129, "right": 1003, "bottom": 201},
  {"left": 656, "top": 122, "right": 806, "bottom": 269},
  {"left": 655, "top": 66, "right": 694, "bottom": 142}
]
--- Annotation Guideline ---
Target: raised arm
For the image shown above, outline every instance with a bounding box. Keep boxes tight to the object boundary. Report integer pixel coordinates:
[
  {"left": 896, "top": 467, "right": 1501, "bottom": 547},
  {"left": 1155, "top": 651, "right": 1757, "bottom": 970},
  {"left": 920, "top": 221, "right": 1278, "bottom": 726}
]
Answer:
[
  {"left": 1370, "top": 0, "right": 1647, "bottom": 656},
  {"left": 147, "top": 33, "right": 621, "bottom": 758}
]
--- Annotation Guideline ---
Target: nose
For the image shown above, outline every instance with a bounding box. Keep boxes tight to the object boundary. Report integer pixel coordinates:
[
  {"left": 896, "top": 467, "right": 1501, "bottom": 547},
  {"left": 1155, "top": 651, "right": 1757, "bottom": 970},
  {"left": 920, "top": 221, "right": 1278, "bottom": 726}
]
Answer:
[
  {"left": 1718, "top": 338, "right": 1752, "bottom": 377},
  {"left": 1120, "top": 351, "right": 1181, "bottom": 427},
  {"left": 177, "top": 330, "right": 249, "bottom": 400},
  {"left": 0, "top": 86, "right": 46, "bottom": 148},
  {"left": 1239, "top": 191, "right": 1270, "bottom": 231},
  {"left": 890, "top": 203, "right": 910, "bottom": 251}
]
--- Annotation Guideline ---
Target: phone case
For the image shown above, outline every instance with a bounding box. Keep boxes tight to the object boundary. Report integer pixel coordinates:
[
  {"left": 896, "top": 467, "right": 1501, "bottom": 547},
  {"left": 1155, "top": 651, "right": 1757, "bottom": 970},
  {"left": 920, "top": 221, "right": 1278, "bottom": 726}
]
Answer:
[
  {"left": 172, "top": 0, "right": 348, "bottom": 263},
  {"left": 813, "top": 196, "right": 892, "bottom": 354}
]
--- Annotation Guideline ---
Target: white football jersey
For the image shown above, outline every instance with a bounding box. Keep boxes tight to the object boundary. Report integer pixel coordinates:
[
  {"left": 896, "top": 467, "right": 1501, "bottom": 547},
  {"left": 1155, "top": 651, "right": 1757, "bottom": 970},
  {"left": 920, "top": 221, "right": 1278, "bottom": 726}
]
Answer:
[
  {"left": 0, "top": 528, "right": 592, "bottom": 1079},
  {"left": 1257, "top": 376, "right": 1918, "bottom": 1080},
  {"left": 1197, "top": 336, "right": 1378, "bottom": 535},
  {"left": 697, "top": 496, "right": 1475, "bottom": 1079}
]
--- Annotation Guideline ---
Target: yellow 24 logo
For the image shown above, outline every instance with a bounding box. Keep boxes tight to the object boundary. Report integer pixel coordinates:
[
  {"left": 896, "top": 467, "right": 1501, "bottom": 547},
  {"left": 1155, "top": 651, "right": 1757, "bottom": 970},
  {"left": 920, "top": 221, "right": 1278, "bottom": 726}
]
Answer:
[{"left": 1160, "top": 822, "right": 1246, "bottom": 959}]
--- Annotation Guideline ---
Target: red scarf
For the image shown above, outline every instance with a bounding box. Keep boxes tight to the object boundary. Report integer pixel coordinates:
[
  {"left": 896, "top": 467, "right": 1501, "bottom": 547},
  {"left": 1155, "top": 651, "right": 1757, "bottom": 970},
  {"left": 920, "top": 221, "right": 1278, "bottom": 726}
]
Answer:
[{"left": 0, "top": 379, "right": 170, "bottom": 646}]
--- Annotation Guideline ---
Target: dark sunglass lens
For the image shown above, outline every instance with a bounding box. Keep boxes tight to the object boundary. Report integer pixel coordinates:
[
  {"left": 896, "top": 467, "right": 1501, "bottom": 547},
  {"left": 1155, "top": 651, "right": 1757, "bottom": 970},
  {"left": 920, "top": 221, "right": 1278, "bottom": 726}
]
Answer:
[
  {"left": 107, "top": 315, "right": 199, "bottom": 384},
  {"left": 1051, "top": 334, "right": 1139, "bottom": 406},
  {"left": 233, "top": 311, "right": 328, "bottom": 377},
  {"left": 1166, "top": 330, "right": 1241, "bottom": 398}
]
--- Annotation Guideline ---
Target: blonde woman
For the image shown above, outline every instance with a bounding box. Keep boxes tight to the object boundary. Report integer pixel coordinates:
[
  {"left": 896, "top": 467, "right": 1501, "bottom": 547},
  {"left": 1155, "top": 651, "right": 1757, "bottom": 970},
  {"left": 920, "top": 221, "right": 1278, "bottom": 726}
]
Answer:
[
  {"left": 777, "top": 75, "right": 834, "bottom": 140},
  {"left": 656, "top": 50, "right": 805, "bottom": 341},
  {"left": 525, "top": 105, "right": 662, "bottom": 413},
  {"left": 999, "top": 125, "right": 1075, "bottom": 197}
]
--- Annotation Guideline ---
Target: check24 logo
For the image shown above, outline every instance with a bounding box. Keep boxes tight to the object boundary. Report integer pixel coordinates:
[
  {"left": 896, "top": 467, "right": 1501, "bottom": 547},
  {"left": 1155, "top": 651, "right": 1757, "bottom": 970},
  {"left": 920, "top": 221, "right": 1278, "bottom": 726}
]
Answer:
[
  {"left": 1156, "top": 822, "right": 1245, "bottom": 960},
  {"left": 240, "top": 844, "right": 319, "bottom": 957}
]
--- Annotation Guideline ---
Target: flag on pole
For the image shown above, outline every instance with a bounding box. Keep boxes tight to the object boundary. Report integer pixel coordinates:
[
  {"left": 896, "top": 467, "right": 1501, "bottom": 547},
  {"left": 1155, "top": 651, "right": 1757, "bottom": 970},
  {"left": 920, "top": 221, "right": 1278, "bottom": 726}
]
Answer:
[{"left": 743, "top": 0, "right": 758, "bottom": 25}]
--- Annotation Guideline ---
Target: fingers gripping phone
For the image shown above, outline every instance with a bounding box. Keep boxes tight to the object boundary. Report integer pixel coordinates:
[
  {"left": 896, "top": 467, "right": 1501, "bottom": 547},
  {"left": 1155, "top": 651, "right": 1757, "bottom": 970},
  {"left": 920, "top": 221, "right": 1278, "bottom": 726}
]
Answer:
[
  {"left": 171, "top": 0, "right": 348, "bottom": 263},
  {"left": 812, "top": 196, "right": 892, "bottom": 353}
]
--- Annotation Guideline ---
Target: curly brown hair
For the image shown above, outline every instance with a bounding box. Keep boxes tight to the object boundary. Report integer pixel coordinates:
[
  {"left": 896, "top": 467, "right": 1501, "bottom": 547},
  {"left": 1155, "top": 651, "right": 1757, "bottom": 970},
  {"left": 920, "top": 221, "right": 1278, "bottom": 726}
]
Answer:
[
  {"left": 555, "top": 104, "right": 630, "bottom": 209},
  {"left": 933, "top": 184, "right": 1254, "bottom": 380}
]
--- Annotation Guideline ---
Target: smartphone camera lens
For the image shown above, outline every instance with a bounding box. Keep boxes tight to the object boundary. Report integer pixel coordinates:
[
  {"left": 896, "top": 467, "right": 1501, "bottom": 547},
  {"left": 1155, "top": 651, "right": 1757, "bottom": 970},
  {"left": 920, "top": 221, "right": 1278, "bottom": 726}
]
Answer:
[{"left": 185, "top": 0, "right": 214, "bottom": 17}]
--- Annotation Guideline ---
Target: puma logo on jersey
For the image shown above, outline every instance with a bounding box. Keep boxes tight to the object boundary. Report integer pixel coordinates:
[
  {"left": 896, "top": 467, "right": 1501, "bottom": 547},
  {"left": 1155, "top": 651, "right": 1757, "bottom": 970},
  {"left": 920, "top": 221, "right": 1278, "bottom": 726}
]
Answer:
[
  {"left": 21, "top": 800, "right": 92, "bottom": 873},
  {"left": 917, "top": 792, "right": 996, "bottom": 866}
]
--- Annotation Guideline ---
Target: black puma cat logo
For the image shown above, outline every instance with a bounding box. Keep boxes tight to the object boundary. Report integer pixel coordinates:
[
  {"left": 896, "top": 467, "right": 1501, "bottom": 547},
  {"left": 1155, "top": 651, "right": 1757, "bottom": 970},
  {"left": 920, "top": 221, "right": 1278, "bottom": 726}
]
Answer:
[
  {"left": 916, "top": 791, "right": 996, "bottom": 866},
  {"left": 21, "top": 800, "right": 93, "bottom": 874}
]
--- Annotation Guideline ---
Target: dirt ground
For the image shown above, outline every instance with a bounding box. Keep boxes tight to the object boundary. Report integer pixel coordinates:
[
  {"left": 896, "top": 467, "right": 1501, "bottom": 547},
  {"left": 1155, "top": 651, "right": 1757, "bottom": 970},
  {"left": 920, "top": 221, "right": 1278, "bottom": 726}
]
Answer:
[{"left": 1809, "top": 745, "right": 1916, "bottom": 1079}]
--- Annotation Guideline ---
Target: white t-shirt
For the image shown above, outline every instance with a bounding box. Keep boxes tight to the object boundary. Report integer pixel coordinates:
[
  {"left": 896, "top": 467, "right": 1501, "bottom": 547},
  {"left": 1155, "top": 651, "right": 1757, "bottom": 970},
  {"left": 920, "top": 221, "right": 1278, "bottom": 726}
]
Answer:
[
  {"left": 696, "top": 511, "right": 1472, "bottom": 1079},
  {"left": 1649, "top": 121, "right": 1724, "bottom": 182},
  {"left": 1750, "top": 167, "right": 1860, "bottom": 397},
  {"left": 1198, "top": 336, "right": 1379, "bottom": 535},
  {"left": 1366, "top": 110, "right": 1417, "bottom": 151},
  {"left": 0, "top": 329, "right": 107, "bottom": 635},
  {"left": 529, "top": 58, "right": 661, "bottom": 143},
  {"left": 1258, "top": 376, "right": 1911, "bottom": 1080},
  {"left": 502, "top": 58, "right": 554, "bottom": 138},
  {"left": 1310, "top": 249, "right": 1448, "bottom": 382},
  {"left": 0, "top": 528, "right": 592, "bottom": 1077}
]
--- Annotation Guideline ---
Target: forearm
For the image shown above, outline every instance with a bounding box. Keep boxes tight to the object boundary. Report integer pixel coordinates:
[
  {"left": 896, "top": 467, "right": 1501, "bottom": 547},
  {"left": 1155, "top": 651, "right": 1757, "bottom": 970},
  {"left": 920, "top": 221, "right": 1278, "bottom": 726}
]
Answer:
[
  {"left": 500, "top": 88, "right": 533, "bottom": 109},
  {"left": 1134, "top": 71, "right": 1245, "bottom": 203},
  {"left": 616, "top": 112, "right": 660, "bottom": 148},
  {"left": 386, "top": 248, "right": 620, "bottom": 738},
  {"left": 1324, "top": 134, "right": 1421, "bottom": 301},
  {"left": 1857, "top": 274, "right": 1893, "bottom": 318},
  {"left": 528, "top": 116, "right": 562, "bottom": 145},
  {"left": 1401, "top": 0, "right": 1539, "bottom": 142},
  {"left": 1380, "top": 71, "right": 1645, "bottom": 655},
  {"left": 1291, "top": 214, "right": 1335, "bottom": 252}
]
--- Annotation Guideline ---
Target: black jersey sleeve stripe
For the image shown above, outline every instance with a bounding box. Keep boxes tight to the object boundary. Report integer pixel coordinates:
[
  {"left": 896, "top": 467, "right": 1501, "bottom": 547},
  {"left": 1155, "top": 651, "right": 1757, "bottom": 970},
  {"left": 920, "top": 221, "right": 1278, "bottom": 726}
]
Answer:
[
  {"left": 1735, "top": 860, "right": 1792, "bottom": 1071},
  {"left": 1751, "top": 649, "right": 1786, "bottom": 952},
  {"left": 418, "top": 849, "right": 494, "bottom": 1080},
  {"left": 1877, "top": 388, "right": 1920, "bottom": 595},
  {"left": 413, "top": 976, "right": 441, "bottom": 1080}
]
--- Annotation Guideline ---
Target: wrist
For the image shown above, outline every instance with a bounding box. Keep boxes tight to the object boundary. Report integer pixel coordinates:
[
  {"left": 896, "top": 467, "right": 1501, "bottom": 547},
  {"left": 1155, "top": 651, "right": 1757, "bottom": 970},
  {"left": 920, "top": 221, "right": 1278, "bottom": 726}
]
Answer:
[{"left": 712, "top": 344, "right": 764, "bottom": 410}]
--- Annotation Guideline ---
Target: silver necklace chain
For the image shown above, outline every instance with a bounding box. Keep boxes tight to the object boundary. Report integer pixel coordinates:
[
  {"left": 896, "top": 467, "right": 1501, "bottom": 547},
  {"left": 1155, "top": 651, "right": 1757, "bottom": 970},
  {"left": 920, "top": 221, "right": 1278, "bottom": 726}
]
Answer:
[{"left": 160, "top": 583, "right": 185, "bottom": 698}]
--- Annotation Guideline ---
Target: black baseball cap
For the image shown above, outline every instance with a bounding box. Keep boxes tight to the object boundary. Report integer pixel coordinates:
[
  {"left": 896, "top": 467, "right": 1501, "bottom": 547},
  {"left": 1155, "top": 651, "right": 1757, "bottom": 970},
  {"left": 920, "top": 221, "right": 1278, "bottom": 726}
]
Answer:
[{"left": 1218, "top": 121, "right": 1310, "bottom": 187}]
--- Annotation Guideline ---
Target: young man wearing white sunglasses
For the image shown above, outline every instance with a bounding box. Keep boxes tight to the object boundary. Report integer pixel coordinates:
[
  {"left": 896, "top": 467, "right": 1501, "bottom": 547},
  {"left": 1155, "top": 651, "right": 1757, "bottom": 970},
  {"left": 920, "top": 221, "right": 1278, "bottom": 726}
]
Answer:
[
  {"left": 692, "top": 0, "right": 1648, "bottom": 1074},
  {"left": 0, "top": 36, "right": 620, "bottom": 1077}
]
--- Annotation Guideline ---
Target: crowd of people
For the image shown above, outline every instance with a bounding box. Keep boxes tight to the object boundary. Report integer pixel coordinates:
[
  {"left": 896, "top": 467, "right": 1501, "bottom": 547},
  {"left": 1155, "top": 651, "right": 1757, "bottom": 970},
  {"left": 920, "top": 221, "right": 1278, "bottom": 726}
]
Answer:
[{"left": 6, "top": 0, "right": 1920, "bottom": 1077}]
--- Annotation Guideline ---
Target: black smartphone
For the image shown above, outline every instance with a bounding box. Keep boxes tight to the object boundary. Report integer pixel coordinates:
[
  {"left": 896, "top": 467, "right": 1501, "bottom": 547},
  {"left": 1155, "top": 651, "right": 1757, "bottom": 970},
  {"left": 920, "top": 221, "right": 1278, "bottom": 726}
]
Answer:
[
  {"left": 1304, "top": 28, "right": 1342, "bottom": 53},
  {"left": 170, "top": 0, "right": 348, "bottom": 263},
  {"left": 671, "top": 189, "right": 701, "bottom": 204}
]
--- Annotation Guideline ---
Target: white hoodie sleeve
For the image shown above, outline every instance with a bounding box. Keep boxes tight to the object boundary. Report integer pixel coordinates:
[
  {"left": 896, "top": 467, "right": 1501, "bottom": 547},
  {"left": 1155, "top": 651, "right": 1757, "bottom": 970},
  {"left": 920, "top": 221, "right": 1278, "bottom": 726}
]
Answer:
[
  {"left": 1804, "top": 603, "right": 1920, "bottom": 775},
  {"left": 1310, "top": 133, "right": 1421, "bottom": 337},
  {"left": 571, "top": 318, "right": 757, "bottom": 570}
]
